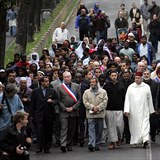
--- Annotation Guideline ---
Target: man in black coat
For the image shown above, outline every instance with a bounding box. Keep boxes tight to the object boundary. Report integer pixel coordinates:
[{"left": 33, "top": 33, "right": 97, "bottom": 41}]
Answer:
[
  {"left": 103, "top": 70, "right": 126, "bottom": 149},
  {"left": 74, "top": 73, "right": 89, "bottom": 147},
  {"left": 120, "top": 69, "right": 134, "bottom": 143},
  {"left": 143, "top": 69, "right": 159, "bottom": 142},
  {"left": 31, "top": 76, "right": 59, "bottom": 153}
]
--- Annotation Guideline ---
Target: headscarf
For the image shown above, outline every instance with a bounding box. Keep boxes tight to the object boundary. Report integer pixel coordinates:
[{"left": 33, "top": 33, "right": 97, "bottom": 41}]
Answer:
[
  {"left": 29, "top": 52, "right": 40, "bottom": 69},
  {"left": 95, "top": 39, "right": 113, "bottom": 60}
]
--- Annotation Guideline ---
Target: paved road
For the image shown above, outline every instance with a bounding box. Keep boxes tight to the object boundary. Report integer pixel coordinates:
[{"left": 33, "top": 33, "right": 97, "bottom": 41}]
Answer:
[
  {"left": 30, "top": 0, "right": 160, "bottom": 159},
  {"left": 30, "top": 135, "right": 160, "bottom": 160}
]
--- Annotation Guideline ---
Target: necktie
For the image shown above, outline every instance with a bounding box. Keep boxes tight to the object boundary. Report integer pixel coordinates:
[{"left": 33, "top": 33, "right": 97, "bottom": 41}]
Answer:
[{"left": 42, "top": 89, "right": 46, "bottom": 96}]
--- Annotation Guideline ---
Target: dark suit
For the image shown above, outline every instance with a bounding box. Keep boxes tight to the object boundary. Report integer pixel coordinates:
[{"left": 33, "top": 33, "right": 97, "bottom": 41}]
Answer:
[
  {"left": 78, "top": 83, "right": 89, "bottom": 142},
  {"left": 57, "top": 82, "right": 81, "bottom": 147},
  {"left": 31, "top": 87, "right": 58, "bottom": 150},
  {"left": 144, "top": 79, "right": 160, "bottom": 140}
]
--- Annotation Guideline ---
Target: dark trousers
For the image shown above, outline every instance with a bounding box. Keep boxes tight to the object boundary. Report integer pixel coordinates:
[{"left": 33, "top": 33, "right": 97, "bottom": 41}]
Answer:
[
  {"left": 78, "top": 106, "right": 86, "bottom": 142},
  {"left": 123, "top": 115, "right": 130, "bottom": 143},
  {"left": 53, "top": 113, "right": 61, "bottom": 143},
  {"left": 36, "top": 120, "right": 53, "bottom": 150},
  {"left": 150, "top": 113, "right": 159, "bottom": 139},
  {"left": 79, "top": 29, "right": 88, "bottom": 41},
  {"left": 60, "top": 116, "right": 77, "bottom": 147}
]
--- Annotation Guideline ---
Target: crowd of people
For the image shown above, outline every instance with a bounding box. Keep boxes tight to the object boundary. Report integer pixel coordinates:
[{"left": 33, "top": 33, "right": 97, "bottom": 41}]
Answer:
[{"left": 0, "top": 0, "right": 160, "bottom": 159}]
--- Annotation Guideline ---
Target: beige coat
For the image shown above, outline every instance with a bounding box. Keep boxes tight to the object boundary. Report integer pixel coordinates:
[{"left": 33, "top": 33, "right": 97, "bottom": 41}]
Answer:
[{"left": 83, "top": 88, "right": 108, "bottom": 119}]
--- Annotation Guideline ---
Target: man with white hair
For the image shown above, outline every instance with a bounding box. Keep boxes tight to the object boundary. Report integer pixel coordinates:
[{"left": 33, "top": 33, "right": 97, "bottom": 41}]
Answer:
[
  {"left": 143, "top": 69, "right": 160, "bottom": 142},
  {"left": 52, "top": 22, "right": 70, "bottom": 48},
  {"left": 57, "top": 71, "right": 81, "bottom": 152},
  {"left": 17, "top": 77, "right": 32, "bottom": 113},
  {"left": 137, "top": 61, "right": 145, "bottom": 72}
]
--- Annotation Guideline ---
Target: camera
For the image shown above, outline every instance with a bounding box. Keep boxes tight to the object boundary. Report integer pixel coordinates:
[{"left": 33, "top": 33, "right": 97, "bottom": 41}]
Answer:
[{"left": 19, "top": 146, "right": 30, "bottom": 158}]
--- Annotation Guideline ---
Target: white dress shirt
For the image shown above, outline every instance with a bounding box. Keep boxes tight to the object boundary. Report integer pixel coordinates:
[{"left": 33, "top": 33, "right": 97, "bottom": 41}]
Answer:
[{"left": 52, "top": 27, "right": 70, "bottom": 44}]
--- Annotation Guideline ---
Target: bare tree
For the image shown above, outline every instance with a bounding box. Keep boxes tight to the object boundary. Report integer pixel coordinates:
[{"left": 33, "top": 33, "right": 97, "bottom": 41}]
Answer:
[
  {"left": 27, "top": 0, "right": 36, "bottom": 42},
  {"left": 15, "top": 0, "right": 29, "bottom": 53},
  {"left": 35, "top": 0, "right": 43, "bottom": 32},
  {"left": 0, "top": 0, "right": 15, "bottom": 67}
]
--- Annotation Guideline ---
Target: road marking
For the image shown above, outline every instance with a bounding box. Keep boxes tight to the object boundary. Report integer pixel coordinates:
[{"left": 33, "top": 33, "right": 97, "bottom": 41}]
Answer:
[{"left": 145, "top": 143, "right": 152, "bottom": 160}]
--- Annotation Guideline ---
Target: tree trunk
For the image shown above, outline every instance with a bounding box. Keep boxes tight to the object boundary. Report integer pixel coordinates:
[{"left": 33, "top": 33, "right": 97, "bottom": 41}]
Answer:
[
  {"left": 15, "top": 0, "right": 29, "bottom": 53},
  {"left": 0, "top": 5, "right": 7, "bottom": 68},
  {"left": 35, "top": 0, "right": 43, "bottom": 32},
  {"left": 27, "top": 0, "right": 36, "bottom": 42}
]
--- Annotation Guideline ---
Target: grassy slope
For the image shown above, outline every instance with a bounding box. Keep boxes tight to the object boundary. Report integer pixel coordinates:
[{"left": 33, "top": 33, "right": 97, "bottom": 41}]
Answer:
[{"left": 5, "top": 0, "right": 78, "bottom": 66}]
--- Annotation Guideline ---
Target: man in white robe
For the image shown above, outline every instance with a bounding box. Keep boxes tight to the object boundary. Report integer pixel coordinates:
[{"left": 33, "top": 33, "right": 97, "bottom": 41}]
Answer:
[{"left": 124, "top": 72, "right": 154, "bottom": 148}]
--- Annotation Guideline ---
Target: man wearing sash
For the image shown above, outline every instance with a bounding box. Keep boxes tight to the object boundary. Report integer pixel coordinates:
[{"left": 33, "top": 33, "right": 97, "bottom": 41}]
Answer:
[{"left": 57, "top": 71, "right": 81, "bottom": 152}]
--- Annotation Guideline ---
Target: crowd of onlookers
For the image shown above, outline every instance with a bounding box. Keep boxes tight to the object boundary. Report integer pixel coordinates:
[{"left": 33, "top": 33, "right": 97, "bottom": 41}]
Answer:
[{"left": 0, "top": 0, "right": 160, "bottom": 159}]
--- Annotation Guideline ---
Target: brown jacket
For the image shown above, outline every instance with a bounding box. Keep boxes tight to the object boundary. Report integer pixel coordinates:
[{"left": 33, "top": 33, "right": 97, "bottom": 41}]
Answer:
[{"left": 83, "top": 87, "right": 108, "bottom": 119}]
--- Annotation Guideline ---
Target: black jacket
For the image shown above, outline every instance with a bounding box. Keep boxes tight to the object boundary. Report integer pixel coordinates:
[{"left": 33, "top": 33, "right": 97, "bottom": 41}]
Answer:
[
  {"left": 103, "top": 81, "right": 125, "bottom": 111},
  {"left": 0, "top": 125, "right": 29, "bottom": 160},
  {"left": 30, "top": 87, "right": 59, "bottom": 123},
  {"left": 143, "top": 79, "right": 159, "bottom": 110}
]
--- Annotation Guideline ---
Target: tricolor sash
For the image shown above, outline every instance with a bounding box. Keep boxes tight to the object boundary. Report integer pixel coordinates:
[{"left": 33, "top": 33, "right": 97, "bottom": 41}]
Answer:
[{"left": 61, "top": 83, "right": 77, "bottom": 103}]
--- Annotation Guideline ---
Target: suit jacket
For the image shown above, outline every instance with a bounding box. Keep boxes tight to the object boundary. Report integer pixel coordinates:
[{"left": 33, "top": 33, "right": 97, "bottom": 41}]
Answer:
[
  {"left": 50, "top": 79, "right": 63, "bottom": 113},
  {"left": 30, "top": 87, "right": 58, "bottom": 123},
  {"left": 129, "top": 8, "right": 141, "bottom": 20},
  {"left": 57, "top": 82, "right": 81, "bottom": 117},
  {"left": 79, "top": 83, "right": 89, "bottom": 118}
]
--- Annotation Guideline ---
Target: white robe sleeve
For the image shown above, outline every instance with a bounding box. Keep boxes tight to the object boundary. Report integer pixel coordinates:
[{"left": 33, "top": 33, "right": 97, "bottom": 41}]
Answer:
[{"left": 124, "top": 86, "right": 131, "bottom": 113}]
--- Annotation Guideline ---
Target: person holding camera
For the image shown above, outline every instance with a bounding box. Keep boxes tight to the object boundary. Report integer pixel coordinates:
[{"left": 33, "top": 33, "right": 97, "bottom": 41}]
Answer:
[{"left": 0, "top": 111, "right": 31, "bottom": 160}]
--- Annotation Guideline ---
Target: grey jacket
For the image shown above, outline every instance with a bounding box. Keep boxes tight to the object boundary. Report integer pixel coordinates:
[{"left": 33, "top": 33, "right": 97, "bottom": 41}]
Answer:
[
  {"left": 57, "top": 82, "right": 81, "bottom": 117},
  {"left": 50, "top": 79, "right": 63, "bottom": 113},
  {"left": 140, "top": 4, "right": 152, "bottom": 20}
]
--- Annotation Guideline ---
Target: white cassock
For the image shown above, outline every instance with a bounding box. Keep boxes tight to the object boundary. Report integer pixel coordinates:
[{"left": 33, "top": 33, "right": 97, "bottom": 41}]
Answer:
[{"left": 124, "top": 82, "right": 155, "bottom": 145}]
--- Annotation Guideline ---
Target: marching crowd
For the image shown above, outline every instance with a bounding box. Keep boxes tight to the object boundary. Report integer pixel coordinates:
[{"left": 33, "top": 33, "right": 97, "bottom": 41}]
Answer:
[{"left": 1, "top": 0, "right": 160, "bottom": 159}]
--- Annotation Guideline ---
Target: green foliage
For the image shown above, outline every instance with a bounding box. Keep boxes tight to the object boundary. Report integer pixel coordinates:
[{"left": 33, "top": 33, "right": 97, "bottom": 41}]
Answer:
[{"left": 0, "top": 0, "right": 17, "bottom": 8}]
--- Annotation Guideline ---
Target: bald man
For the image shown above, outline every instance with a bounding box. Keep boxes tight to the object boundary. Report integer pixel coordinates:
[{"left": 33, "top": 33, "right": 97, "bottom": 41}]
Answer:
[{"left": 52, "top": 22, "right": 70, "bottom": 48}]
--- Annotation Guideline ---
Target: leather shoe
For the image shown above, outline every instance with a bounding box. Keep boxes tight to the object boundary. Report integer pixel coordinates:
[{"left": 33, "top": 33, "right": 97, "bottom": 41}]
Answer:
[
  {"left": 54, "top": 142, "right": 60, "bottom": 148},
  {"left": 80, "top": 141, "right": 85, "bottom": 147},
  {"left": 143, "top": 142, "right": 149, "bottom": 149},
  {"left": 88, "top": 145, "right": 94, "bottom": 152},
  {"left": 67, "top": 146, "right": 72, "bottom": 151},
  {"left": 60, "top": 146, "right": 66, "bottom": 153},
  {"left": 35, "top": 148, "right": 42, "bottom": 153}
]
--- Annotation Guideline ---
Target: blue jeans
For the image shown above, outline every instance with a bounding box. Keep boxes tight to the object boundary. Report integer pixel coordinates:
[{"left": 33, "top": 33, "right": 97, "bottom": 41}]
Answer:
[
  {"left": 88, "top": 118, "right": 103, "bottom": 147},
  {"left": 10, "top": 26, "right": 16, "bottom": 36},
  {"left": 96, "top": 30, "right": 106, "bottom": 43}
]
